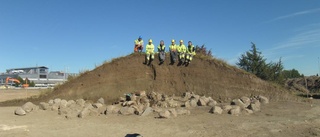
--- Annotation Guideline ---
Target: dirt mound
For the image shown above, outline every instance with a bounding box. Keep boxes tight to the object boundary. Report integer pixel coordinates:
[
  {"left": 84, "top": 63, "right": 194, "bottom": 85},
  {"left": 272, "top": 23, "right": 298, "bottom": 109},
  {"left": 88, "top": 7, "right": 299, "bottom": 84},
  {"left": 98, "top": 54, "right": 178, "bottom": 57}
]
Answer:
[{"left": 1, "top": 53, "right": 297, "bottom": 106}]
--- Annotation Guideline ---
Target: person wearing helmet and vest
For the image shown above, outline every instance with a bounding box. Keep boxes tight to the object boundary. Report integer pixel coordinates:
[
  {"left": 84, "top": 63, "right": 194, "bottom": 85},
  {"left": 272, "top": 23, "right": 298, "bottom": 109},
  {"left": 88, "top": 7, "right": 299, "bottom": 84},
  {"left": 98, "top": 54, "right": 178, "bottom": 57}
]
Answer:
[
  {"left": 134, "top": 36, "right": 144, "bottom": 52},
  {"left": 169, "top": 39, "right": 178, "bottom": 65},
  {"left": 177, "top": 40, "right": 187, "bottom": 65},
  {"left": 186, "top": 41, "right": 196, "bottom": 65},
  {"left": 158, "top": 40, "right": 166, "bottom": 65},
  {"left": 145, "top": 39, "right": 155, "bottom": 65}
]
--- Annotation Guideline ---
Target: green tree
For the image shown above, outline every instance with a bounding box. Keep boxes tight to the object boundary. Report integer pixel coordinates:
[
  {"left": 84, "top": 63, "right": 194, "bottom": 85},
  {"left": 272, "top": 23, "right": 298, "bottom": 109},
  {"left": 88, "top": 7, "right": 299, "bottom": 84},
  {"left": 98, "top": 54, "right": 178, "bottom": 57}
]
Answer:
[
  {"left": 237, "top": 42, "right": 268, "bottom": 79},
  {"left": 282, "top": 69, "right": 302, "bottom": 79},
  {"left": 29, "top": 81, "right": 35, "bottom": 87},
  {"left": 237, "top": 42, "right": 284, "bottom": 83}
]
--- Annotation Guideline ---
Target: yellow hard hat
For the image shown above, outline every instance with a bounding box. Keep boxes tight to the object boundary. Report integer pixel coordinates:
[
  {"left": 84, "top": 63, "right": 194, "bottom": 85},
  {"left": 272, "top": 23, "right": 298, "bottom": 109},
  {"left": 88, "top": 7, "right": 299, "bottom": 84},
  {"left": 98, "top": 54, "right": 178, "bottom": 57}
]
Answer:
[
  {"left": 180, "top": 40, "right": 183, "bottom": 43},
  {"left": 171, "top": 39, "right": 175, "bottom": 43},
  {"left": 149, "top": 39, "right": 153, "bottom": 43}
]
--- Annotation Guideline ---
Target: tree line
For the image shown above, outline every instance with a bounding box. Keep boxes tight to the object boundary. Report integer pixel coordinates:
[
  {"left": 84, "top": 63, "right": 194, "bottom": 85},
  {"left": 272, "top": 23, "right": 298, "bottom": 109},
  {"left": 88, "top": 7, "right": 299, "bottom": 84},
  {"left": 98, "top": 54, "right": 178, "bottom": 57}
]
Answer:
[{"left": 237, "top": 42, "right": 303, "bottom": 84}]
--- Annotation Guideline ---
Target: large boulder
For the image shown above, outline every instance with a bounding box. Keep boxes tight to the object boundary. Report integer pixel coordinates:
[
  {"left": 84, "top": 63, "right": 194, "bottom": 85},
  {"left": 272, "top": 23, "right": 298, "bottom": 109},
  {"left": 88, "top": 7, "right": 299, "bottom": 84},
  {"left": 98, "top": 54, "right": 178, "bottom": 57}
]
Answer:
[
  {"left": 119, "top": 107, "right": 135, "bottom": 115},
  {"left": 106, "top": 105, "right": 120, "bottom": 114},
  {"left": 189, "top": 98, "right": 198, "bottom": 107},
  {"left": 168, "top": 109, "right": 177, "bottom": 117},
  {"left": 59, "top": 100, "right": 68, "bottom": 109},
  {"left": 158, "top": 110, "right": 170, "bottom": 118},
  {"left": 258, "top": 95, "right": 269, "bottom": 104},
  {"left": 229, "top": 106, "right": 241, "bottom": 115},
  {"left": 207, "top": 100, "right": 217, "bottom": 107},
  {"left": 48, "top": 100, "right": 54, "bottom": 106},
  {"left": 209, "top": 106, "right": 223, "bottom": 114},
  {"left": 167, "top": 100, "right": 179, "bottom": 108},
  {"left": 243, "top": 108, "right": 254, "bottom": 115},
  {"left": 21, "top": 102, "right": 36, "bottom": 113},
  {"left": 197, "top": 98, "right": 207, "bottom": 106},
  {"left": 140, "top": 107, "right": 153, "bottom": 116},
  {"left": 97, "top": 97, "right": 105, "bottom": 104},
  {"left": 53, "top": 98, "right": 62, "bottom": 104},
  {"left": 39, "top": 102, "right": 50, "bottom": 110},
  {"left": 231, "top": 99, "right": 247, "bottom": 109},
  {"left": 14, "top": 107, "right": 26, "bottom": 116},
  {"left": 76, "top": 99, "right": 86, "bottom": 107},
  {"left": 222, "top": 105, "right": 233, "bottom": 112},
  {"left": 92, "top": 103, "right": 103, "bottom": 108},
  {"left": 240, "top": 96, "right": 251, "bottom": 107},
  {"left": 67, "top": 100, "right": 76, "bottom": 107},
  {"left": 78, "top": 107, "right": 90, "bottom": 118},
  {"left": 248, "top": 100, "right": 261, "bottom": 112}
]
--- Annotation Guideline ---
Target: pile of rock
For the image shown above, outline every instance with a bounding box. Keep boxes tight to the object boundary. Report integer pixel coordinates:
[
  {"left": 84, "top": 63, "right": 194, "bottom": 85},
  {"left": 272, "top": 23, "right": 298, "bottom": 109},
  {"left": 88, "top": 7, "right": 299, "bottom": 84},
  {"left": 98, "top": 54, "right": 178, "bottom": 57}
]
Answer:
[
  {"left": 14, "top": 91, "right": 269, "bottom": 119},
  {"left": 209, "top": 95, "right": 269, "bottom": 115}
]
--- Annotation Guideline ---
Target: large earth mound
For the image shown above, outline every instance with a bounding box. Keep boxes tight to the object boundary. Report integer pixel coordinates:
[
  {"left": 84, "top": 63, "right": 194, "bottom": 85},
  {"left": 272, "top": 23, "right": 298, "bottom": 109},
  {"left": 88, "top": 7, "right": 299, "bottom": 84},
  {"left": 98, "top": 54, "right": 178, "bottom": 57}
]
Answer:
[{"left": 1, "top": 53, "right": 296, "bottom": 105}]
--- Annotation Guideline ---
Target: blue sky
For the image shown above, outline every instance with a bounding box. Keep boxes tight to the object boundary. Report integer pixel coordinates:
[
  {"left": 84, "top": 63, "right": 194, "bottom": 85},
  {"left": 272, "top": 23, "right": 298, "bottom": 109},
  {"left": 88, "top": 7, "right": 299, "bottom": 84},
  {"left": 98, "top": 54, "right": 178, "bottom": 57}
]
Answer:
[{"left": 0, "top": 0, "right": 319, "bottom": 76}]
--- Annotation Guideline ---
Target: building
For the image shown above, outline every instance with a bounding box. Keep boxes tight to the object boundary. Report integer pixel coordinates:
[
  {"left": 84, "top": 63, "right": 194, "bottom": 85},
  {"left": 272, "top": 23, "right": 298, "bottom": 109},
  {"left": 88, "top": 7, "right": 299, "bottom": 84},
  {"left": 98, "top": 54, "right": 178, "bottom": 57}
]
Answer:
[{"left": 0, "top": 66, "right": 77, "bottom": 87}]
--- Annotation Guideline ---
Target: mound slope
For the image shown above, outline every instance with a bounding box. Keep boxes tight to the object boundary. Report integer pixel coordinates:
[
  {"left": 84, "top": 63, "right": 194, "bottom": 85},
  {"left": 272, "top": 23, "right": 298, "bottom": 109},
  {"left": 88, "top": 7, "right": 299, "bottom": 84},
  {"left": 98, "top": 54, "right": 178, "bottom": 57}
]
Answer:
[{"left": 2, "top": 53, "right": 296, "bottom": 105}]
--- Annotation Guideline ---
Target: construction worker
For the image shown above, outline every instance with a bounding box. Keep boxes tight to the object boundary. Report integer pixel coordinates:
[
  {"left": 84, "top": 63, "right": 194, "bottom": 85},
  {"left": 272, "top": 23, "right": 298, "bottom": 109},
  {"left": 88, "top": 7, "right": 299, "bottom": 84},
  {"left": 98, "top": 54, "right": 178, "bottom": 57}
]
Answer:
[
  {"left": 145, "top": 39, "right": 155, "bottom": 65},
  {"left": 177, "top": 40, "right": 186, "bottom": 64},
  {"left": 186, "top": 41, "right": 196, "bottom": 64},
  {"left": 169, "top": 39, "right": 178, "bottom": 65},
  {"left": 134, "top": 36, "right": 144, "bottom": 52},
  {"left": 158, "top": 40, "right": 166, "bottom": 64}
]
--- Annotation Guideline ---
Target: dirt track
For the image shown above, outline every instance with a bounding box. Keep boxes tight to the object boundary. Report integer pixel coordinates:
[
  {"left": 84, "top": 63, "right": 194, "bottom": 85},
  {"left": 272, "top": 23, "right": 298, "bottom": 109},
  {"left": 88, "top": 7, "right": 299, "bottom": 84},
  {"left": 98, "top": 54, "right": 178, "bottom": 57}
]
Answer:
[{"left": 1, "top": 92, "right": 320, "bottom": 137}]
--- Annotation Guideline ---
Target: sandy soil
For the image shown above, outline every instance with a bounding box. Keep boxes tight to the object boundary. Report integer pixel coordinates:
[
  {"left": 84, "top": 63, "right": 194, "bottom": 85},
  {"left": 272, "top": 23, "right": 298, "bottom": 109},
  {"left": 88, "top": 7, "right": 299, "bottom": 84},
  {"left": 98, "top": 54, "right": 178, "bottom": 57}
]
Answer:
[
  {"left": 0, "top": 95, "right": 320, "bottom": 137},
  {"left": 0, "top": 89, "right": 40, "bottom": 102}
]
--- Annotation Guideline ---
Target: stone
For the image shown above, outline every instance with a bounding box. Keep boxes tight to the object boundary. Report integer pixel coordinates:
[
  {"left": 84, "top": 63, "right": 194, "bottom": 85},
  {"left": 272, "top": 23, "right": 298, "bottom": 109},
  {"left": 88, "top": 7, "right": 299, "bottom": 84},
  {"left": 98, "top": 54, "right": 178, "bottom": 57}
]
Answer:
[
  {"left": 130, "top": 94, "right": 137, "bottom": 101},
  {"left": 132, "top": 105, "right": 143, "bottom": 115},
  {"left": 97, "top": 105, "right": 107, "bottom": 114},
  {"left": 78, "top": 108, "right": 90, "bottom": 118},
  {"left": 65, "top": 111, "right": 79, "bottom": 119},
  {"left": 119, "top": 107, "right": 135, "bottom": 115},
  {"left": 97, "top": 97, "right": 105, "bottom": 104},
  {"left": 106, "top": 105, "right": 120, "bottom": 114},
  {"left": 243, "top": 108, "right": 254, "bottom": 115},
  {"left": 231, "top": 99, "right": 247, "bottom": 109},
  {"left": 158, "top": 110, "right": 170, "bottom": 118},
  {"left": 222, "top": 105, "right": 233, "bottom": 112},
  {"left": 21, "top": 102, "right": 36, "bottom": 113},
  {"left": 76, "top": 99, "right": 86, "bottom": 107},
  {"left": 248, "top": 100, "right": 261, "bottom": 112},
  {"left": 168, "top": 109, "right": 177, "bottom": 117},
  {"left": 209, "top": 106, "right": 223, "bottom": 114},
  {"left": 59, "top": 100, "right": 68, "bottom": 109},
  {"left": 159, "top": 102, "right": 168, "bottom": 108},
  {"left": 92, "top": 103, "right": 103, "bottom": 108},
  {"left": 67, "top": 100, "right": 75, "bottom": 107},
  {"left": 190, "top": 98, "right": 198, "bottom": 107},
  {"left": 208, "top": 100, "right": 217, "bottom": 107},
  {"left": 58, "top": 107, "right": 70, "bottom": 115},
  {"left": 51, "top": 103, "right": 60, "bottom": 111},
  {"left": 48, "top": 100, "right": 54, "bottom": 106},
  {"left": 240, "top": 96, "right": 251, "bottom": 107},
  {"left": 156, "top": 94, "right": 162, "bottom": 101},
  {"left": 167, "top": 100, "right": 179, "bottom": 108},
  {"left": 258, "top": 95, "right": 269, "bottom": 104},
  {"left": 139, "top": 91, "right": 146, "bottom": 97},
  {"left": 184, "top": 101, "right": 191, "bottom": 108},
  {"left": 192, "top": 95, "right": 200, "bottom": 101},
  {"left": 119, "top": 97, "right": 126, "bottom": 102},
  {"left": 229, "top": 106, "right": 241, "bottom": 115},
  {"left": 183, "top": 92, "right": 192, "bottom": 99},
  {"left": 89, "top": 109, "right": 99, "bottom": 116},
  {"left": 14, "top": 107, "right": 26, "bottom": 116},
  {"left": 39, "top": 102, "right": 50, "bottom": 110},
  {"left": 140, "top": 97, "right": 149, "bottom": 104},
  {"left": 141, "top": 107, "right": 153, "bottom": 116},
  {"left": 197, "top": 98, "right": 207, "bottom": 106},
  {"left": 176, "top": 108, "right": 190, "bottom": 115},
  {"left": 54, "top": 98, "right": 62, "bottom": 104}
]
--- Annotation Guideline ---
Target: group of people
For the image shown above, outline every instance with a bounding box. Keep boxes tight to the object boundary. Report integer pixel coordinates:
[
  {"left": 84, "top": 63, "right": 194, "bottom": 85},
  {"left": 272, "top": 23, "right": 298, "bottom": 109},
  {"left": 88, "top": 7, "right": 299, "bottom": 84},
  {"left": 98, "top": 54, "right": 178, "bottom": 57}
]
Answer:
[{"left": 134, "top": 36, "right": 196, "bottom": 66}]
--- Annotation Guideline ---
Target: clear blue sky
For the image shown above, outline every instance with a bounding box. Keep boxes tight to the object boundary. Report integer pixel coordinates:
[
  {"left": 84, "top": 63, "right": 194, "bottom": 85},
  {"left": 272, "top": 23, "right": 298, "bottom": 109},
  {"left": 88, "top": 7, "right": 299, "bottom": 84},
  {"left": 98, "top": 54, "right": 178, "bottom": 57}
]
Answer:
[{"left": 0, "top": 0, "right": 319, "bottom": 76}]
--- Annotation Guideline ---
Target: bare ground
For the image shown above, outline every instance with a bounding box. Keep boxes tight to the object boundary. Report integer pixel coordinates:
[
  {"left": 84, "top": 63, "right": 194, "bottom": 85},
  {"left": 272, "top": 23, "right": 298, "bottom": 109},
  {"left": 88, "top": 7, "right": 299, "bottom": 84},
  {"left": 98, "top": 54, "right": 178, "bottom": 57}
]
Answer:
[{"left": 0, "top": 91, "right": 320, "bottom": 137}]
